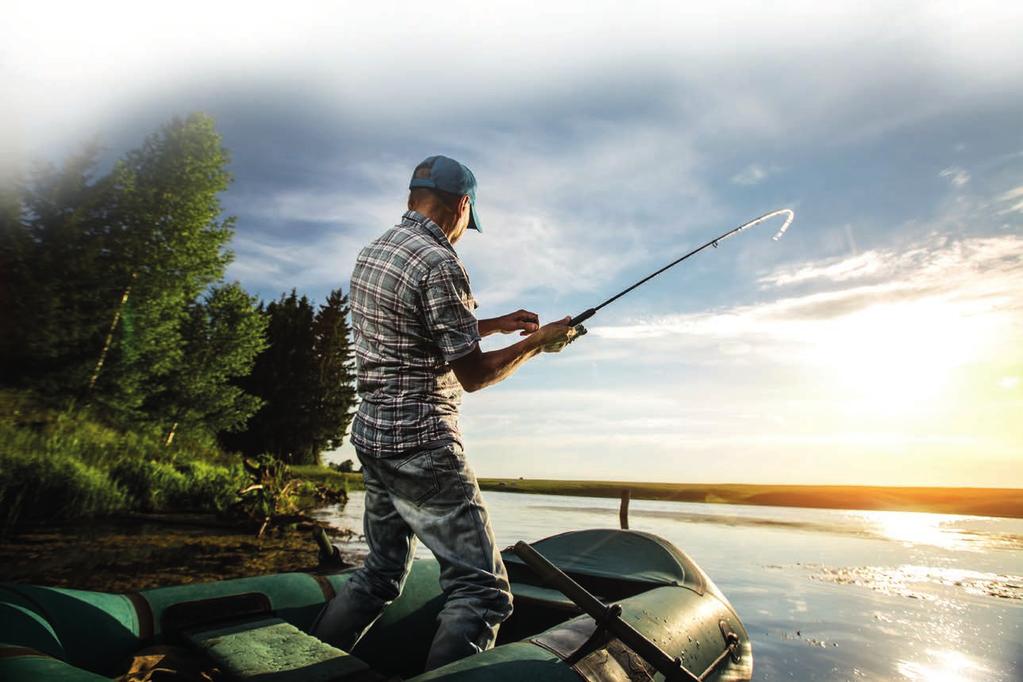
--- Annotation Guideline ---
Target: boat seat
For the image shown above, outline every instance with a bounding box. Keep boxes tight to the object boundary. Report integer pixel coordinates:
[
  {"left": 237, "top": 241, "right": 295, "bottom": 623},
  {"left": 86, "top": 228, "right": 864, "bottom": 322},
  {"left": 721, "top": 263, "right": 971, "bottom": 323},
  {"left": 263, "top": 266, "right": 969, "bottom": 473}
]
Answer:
[
  {"left": 185, "top": 617, "right": 379, "bottom": 681},
  {"left": 510, "top": 583, "right": 581, "bottom": 611}
]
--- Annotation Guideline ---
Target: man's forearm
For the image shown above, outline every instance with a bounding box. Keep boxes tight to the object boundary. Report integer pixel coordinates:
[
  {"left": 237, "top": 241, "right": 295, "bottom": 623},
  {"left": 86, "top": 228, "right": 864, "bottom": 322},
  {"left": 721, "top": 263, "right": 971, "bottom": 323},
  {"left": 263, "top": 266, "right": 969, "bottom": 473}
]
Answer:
[
  {"left": 477, "top": 317, "right": 502, "bottom": 337},
  {"left": 461, "top": 336, "right": 543, "bottom": 392}
]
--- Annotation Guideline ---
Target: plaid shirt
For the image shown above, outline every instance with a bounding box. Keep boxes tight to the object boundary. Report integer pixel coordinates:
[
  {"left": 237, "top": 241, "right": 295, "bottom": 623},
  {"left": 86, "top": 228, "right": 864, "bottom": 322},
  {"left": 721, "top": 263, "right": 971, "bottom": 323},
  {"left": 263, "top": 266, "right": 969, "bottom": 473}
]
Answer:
[{"left": 349, "top": 211, "right": 481, "bottom": 456}]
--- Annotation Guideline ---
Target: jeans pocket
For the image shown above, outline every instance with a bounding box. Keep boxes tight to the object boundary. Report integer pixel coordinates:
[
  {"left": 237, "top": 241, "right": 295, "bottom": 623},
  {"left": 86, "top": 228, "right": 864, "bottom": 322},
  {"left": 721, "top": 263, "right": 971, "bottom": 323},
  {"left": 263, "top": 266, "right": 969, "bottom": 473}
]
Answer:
[{"left": 386, "top": 448, "right": 441, "bottom": 506}]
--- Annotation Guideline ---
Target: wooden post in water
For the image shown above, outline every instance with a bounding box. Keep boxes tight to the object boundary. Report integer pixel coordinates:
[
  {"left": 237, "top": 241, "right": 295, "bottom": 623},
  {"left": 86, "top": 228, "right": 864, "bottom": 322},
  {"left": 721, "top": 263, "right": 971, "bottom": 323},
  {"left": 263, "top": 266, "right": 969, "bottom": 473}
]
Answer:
[{"left": 619, "top": 489, "right": 631, "bottom": 530}]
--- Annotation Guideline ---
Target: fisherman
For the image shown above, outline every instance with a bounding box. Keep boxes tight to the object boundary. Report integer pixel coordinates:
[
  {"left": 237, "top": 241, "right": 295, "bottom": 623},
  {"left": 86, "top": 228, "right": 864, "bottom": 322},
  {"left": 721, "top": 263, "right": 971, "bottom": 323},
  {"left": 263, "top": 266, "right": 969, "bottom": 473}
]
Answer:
[{"left": 313, "top": 155, "right": 579, "bottom": 670}]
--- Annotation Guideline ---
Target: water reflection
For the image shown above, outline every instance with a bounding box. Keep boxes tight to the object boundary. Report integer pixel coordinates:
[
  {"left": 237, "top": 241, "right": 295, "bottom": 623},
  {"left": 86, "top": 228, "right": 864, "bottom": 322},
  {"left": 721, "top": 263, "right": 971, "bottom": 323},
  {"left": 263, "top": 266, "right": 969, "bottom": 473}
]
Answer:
[
  {"left": 317, "top": 492, "right": 1023, "bottom": 681},
  {"left": 524, "top": 503, "right": 1023, "bottom": 552},
  {"left": 857, "top": 510, "right": 971, "bottom": 551},
  {"left": 897, "top": 648, "right": 992, "bottom": 681},
  {"left": 811, "top": 563, "right": 1023, "bottom": 602}
]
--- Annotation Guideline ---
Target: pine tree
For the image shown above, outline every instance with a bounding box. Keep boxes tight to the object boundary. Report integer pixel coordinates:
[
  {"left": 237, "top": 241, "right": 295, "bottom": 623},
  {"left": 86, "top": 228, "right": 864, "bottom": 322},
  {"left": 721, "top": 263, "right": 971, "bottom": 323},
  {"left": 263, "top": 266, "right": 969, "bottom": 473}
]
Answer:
[
  {"left": 222, "top": 291, "right": 317, "bottom": 461},
  {"left": 223, "top": 289, "right": 357, "bottom": 464},
  {"left": 311, "top": 288, "right": 357, "bottom": 454},
  {"left": 0, "top": 144, "right": 120, "bottom": 392}
]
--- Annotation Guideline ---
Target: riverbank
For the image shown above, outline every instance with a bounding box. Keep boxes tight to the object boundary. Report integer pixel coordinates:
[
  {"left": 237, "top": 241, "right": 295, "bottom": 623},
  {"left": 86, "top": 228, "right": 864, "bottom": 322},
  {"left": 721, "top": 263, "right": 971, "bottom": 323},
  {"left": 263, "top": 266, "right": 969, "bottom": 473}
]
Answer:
[
  {"left": 475, "top": 478, "right": 1023, "bottom": 518},
  {"left": 0, "top": 515, "right": 361, "bottom": 592}
]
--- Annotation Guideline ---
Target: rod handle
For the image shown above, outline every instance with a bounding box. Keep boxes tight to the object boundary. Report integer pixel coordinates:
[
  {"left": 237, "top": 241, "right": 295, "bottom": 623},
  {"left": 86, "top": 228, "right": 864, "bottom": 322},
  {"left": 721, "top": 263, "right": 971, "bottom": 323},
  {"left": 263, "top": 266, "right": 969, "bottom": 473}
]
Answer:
[{"left": 570, "top": 308, "right": 596, "bottom": 327}]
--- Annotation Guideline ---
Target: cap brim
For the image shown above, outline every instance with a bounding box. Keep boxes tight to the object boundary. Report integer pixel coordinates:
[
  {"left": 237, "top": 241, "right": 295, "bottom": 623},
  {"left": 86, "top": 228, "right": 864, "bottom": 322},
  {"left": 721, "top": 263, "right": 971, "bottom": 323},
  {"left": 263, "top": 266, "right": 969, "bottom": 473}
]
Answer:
[{"left": 469, "top": 202, "right": 482, "bottom": 232}]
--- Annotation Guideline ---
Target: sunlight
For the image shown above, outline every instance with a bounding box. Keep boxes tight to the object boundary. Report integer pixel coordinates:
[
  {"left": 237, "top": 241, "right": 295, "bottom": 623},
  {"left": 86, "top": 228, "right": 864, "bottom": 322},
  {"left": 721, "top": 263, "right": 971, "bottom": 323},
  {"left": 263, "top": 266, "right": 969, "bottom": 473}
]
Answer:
[
  {"left": 859, "top": 511, "right": 969, "bottom": 551},
  {"left": 813, "top": 297, "right": 999, "bottom": 416},
  {"left": 897, "top": 648, "right": 992, "bottom": 681}
]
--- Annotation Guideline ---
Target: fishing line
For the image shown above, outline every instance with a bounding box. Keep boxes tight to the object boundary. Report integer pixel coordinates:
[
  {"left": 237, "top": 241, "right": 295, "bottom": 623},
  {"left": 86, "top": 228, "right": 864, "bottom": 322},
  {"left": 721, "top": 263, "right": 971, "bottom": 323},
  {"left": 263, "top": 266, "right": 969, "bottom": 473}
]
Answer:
[{"left": 569, "top": 208, "right": 795, "bottom": 327}]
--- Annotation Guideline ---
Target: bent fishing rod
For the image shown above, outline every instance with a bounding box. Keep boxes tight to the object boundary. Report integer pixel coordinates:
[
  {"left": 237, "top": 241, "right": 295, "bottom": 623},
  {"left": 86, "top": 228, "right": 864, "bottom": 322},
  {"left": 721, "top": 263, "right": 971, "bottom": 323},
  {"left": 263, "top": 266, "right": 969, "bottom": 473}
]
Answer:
[{"left": 569, "top": 208, "right": 795, "bottom": 327}]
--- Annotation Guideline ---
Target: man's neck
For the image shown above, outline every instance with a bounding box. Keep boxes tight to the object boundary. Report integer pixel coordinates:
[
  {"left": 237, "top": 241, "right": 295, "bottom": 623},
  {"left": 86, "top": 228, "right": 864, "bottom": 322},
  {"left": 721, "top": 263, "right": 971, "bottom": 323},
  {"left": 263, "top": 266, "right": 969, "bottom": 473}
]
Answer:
[{"left": 412, "top": 207, "right": 457, "bottom": 243}]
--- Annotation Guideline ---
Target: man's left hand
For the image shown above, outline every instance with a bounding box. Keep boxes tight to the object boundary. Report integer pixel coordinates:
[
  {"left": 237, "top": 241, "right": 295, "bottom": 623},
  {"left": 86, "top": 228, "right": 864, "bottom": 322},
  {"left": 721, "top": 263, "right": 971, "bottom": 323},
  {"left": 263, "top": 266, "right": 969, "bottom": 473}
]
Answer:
[{"left": 481, "top": 309, "right": 540, "bottom": 337}]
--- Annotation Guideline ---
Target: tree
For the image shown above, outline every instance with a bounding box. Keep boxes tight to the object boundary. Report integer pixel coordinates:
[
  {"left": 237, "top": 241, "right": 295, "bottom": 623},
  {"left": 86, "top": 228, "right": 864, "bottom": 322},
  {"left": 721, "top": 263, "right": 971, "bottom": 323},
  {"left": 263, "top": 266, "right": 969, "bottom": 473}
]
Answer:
[
  {"left": 222, "top": 291, "right": 317, "bottom": 461},
  {"left": 310, "top": 289, "right": 357, "bottom": 454},
  {"left": 95, "top": 114, "right": 235, "bottom": 419},
  {"left": 224, "top": 288, "right": 357, "bottom": 464},
  {"left": 0, "top": 144, "right": 121, "bottom": 391},
  {"left": 0, "top": 114, "right": 265, "bottom": 440},
  {"left": 154, "top": 282, "right": 267, "bottom": 444}
]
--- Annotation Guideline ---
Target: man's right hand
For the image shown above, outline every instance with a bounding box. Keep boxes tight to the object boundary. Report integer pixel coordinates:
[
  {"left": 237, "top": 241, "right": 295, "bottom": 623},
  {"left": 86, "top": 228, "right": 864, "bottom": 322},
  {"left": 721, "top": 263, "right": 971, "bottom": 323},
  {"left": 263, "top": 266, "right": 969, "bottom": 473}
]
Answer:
[
  {"left": 533, "top": 316, "right": 582, "bottom": 353},
  {"left": 450, "top": 315, "right": 583, "bottom": 392}
]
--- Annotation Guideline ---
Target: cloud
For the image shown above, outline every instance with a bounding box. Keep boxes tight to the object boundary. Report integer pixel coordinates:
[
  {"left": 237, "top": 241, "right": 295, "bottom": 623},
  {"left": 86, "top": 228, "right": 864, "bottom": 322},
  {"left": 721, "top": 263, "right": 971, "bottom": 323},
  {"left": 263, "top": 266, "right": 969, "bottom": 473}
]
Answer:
[
  {"left": 224, "top": 110, "right": 715, "bottom": 307},
  {"left": 997, "top": 186, "right": 1023, "bottom": 215},
  {"left": 450, "top": 231, "right": 1023, "bottom": 485},
  {"left": 757, "top": 251, "right": 887, "bottom": 288},
  {"left": 940, "top": 166, "right": 971, "bottom": 187},
  {"left": 6, "top": 1, "right": 1023, "bottom": 170},
  {"left": 583, "top": 234, "right": 1023, "bottom": 369},
  {"left": 731, "top": 164, "right": 773, "bottom": 186}
]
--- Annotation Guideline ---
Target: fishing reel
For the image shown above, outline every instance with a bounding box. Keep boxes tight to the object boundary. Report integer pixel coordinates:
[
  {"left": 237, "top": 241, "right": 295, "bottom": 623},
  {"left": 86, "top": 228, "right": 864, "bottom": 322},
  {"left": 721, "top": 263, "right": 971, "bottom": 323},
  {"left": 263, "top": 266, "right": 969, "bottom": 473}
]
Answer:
[{"left": 542, "top": 323, "right": 587, "bottom": 353}]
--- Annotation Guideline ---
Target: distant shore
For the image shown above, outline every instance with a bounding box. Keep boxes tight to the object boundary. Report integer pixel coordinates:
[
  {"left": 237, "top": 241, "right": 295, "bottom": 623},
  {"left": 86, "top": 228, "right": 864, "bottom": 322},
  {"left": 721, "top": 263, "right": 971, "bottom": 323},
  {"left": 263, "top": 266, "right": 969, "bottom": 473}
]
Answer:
[{"left": 475, "top": 478, "right": 1023, "bottom": 519}]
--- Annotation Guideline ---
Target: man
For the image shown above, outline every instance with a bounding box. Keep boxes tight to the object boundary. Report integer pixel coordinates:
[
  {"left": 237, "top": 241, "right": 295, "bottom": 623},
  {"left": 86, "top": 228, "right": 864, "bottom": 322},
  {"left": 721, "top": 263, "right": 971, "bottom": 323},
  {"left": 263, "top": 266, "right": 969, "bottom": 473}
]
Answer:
[{"left": 313, "top": 155, "right": 578, "bottom": 670}]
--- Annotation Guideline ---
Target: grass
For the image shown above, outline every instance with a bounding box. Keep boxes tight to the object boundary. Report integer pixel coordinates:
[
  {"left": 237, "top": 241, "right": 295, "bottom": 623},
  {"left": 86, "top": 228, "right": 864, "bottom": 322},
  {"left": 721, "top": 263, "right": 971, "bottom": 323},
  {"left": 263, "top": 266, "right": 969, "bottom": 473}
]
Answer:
[
  {"left": 475, "top": 478, "right": 1023, "bottom": 518},
  {"left": 0, "top": 390, "right": 245, "bottom": 532},
  {"left": 289, "top": 464, "right": 364, "bottom": 491}
]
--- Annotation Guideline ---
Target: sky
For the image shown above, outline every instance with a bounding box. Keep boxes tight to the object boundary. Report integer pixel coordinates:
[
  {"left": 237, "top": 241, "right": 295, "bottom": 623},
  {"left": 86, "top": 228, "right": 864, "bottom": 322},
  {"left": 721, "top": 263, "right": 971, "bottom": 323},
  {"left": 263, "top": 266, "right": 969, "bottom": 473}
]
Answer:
[{"left": 3, "top": 1, "right": 1021, "bottom": 486}]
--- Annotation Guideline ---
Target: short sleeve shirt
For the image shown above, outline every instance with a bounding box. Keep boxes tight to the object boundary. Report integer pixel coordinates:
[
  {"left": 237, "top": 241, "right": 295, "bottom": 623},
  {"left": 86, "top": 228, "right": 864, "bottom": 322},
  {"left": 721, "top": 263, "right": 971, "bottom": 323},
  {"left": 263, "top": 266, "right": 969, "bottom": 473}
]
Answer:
[{"left": 349, "top": 211, "right": 480, "bottom": 456}]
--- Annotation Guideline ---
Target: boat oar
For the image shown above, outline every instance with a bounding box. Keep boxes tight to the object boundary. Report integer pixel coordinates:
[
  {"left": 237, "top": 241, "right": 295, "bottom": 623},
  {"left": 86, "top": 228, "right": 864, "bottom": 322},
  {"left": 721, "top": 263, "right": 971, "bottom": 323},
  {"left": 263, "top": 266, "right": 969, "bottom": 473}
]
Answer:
[
  {"left": 513, "top": 541, "right": 702, "bottom": 682},
  {"left": 569, "top": 208, "right": 795, "bottom": 327}
]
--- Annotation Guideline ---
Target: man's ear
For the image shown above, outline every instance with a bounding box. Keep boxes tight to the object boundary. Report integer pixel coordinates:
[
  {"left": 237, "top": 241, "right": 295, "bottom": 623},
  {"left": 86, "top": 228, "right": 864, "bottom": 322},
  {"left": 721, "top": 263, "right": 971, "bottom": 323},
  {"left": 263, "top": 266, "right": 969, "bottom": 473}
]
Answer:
[{"left": 459, "top": 194, "right": 472, "bottom": 214}]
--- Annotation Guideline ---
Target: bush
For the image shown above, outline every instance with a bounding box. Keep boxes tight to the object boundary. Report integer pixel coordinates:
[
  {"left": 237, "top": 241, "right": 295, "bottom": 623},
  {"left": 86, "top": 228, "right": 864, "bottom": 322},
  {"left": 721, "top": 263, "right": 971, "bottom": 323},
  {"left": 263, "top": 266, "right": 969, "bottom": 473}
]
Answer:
[
  {"left": 107, "top": 457, "right": 244, "bottom": 513},
  {"left": 0, "top": 450, "right": 127, "bottom": 532},
  {"left": 168, "top": 459, "right": 245, "bottom": 512},
  {"left": 0, "top": 399, "right": 246, "bottom": 529},
  {"left": 0, "top": 392, "right": 337, "bottom": 534}
]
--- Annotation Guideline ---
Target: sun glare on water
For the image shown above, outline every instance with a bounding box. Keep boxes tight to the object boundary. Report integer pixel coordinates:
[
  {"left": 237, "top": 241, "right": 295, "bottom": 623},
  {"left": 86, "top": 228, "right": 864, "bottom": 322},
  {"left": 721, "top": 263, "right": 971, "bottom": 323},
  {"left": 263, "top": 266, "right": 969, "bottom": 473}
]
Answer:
[
  {"left": 858, "top": 510, "right": 972, "bottom": 551},
  {"left": 897, "top": 648, "right": 994, "bottom": 682}
]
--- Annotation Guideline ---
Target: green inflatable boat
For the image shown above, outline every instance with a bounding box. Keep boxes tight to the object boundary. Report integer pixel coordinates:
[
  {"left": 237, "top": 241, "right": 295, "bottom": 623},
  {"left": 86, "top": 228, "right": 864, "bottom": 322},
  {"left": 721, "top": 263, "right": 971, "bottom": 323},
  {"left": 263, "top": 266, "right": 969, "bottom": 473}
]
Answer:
[{"left": 0, "top": 529, "right": 752, "bottom": 681}]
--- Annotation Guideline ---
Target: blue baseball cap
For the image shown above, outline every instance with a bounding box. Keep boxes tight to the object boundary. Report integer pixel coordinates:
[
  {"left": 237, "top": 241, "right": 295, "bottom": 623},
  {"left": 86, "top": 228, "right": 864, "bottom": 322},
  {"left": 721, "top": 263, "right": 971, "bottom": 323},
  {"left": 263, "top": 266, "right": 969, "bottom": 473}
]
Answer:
[{"left": 409, "top": 155, "right": 482, "bottom": 232}]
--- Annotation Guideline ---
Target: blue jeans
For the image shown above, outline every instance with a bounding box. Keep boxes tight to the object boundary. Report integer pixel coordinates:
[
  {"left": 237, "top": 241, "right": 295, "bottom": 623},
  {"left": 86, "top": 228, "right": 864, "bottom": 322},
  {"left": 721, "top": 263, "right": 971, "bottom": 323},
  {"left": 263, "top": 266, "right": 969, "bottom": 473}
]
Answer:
[{"left": 312, "top": 441, "right": 513, "bottom": 670}]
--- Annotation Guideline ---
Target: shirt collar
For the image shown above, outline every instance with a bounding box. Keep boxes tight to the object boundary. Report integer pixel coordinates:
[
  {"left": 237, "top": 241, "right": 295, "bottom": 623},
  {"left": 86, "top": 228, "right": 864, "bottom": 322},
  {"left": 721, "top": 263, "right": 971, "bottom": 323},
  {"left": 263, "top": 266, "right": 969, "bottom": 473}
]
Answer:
[{"left": 401, "top": 210, "right": 455, "bottom": 253}]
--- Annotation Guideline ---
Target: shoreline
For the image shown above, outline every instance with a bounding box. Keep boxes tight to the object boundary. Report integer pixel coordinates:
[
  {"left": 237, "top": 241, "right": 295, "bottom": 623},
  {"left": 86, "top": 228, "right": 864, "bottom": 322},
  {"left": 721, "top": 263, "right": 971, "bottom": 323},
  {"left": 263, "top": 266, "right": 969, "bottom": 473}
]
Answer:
[
  {"left": 0, "top": 515, "right": 362, "bottom": 593},
  {"left": 476, "top": 478, "right": 1023, "bottom": 519}
]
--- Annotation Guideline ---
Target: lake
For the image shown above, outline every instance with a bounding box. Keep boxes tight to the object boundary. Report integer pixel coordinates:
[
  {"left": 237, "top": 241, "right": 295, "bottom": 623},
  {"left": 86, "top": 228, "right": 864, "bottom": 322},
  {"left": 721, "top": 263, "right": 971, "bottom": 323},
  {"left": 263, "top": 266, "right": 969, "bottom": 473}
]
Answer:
[{"left": 316, "top": 490, "right": 1023, "bottom": 681}]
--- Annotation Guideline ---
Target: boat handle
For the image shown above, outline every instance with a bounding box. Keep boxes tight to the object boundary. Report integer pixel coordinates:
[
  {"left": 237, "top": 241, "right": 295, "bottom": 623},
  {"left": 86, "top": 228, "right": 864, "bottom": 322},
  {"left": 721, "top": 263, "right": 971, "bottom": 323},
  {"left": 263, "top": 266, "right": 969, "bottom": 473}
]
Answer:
[{"left": 513, "top": 541, "right": 701, "bottom": 682}]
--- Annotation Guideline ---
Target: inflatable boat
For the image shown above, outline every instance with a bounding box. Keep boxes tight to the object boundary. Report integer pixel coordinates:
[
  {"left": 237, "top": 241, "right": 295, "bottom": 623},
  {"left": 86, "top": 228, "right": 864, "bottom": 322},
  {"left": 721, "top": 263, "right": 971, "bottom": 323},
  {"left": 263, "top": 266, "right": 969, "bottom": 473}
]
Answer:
[{"left": 0, "top": 529, "right": 752, "bottom": 681}]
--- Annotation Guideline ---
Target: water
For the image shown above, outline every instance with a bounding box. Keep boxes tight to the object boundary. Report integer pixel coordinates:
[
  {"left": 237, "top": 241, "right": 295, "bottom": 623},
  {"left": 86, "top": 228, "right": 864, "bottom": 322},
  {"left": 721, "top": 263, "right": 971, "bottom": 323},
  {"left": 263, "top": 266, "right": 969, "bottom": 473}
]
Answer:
[{"left": 316, "top": 491, "right": 1023, "bottom": 681}]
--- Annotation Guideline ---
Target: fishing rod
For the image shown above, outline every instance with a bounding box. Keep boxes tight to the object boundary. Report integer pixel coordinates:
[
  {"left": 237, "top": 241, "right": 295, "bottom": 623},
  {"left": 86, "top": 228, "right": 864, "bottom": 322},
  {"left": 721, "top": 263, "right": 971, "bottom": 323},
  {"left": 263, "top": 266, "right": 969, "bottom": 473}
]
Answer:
[{"left": 569, "top": 208, "right": 795, "bottom": 327}]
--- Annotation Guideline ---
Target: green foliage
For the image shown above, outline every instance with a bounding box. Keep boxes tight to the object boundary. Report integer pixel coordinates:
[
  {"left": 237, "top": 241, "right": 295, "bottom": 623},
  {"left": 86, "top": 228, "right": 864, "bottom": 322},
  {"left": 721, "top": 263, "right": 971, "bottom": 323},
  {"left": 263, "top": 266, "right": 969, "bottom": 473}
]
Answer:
[
  {"left": 175, "top": 459, "right": 247, "bottom": 511},
  {"left": 0, "top": 449, "right": 126, "bottom": 534},
  {"left": 236, "top": 455, "right": 304, "bottom": 538},
  {"left": 107, "top": 458, "right": 244, "bottom": 513},
  {"left": 0, "top": 114, "right": 264, "bottom": 440},
  {"left": 311, "top": 290, "right": 358, "bottom": 452},
  {"left": 96, "top": 114, "right": 236, "bottom": 418},
  {"left": 154, "top": 282, "right": 268, "bottom": 436},
  {"left": 0, "top": 393, "right": 244, "bottom": 531},
  {"left": 0, "top": 143, "right": 121, "bottom": 391},
  {"left": 224, "top": 289, "right": 356, "bottom": 464},
  {"left": 290, "top": 464, "right": 362, "bottom": 492},
  {"left": 235, "top": 457, "right": 349, "bottom": 537},
  {"left": 332, "top": 459, "right": 356, "bottom": 473}
]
